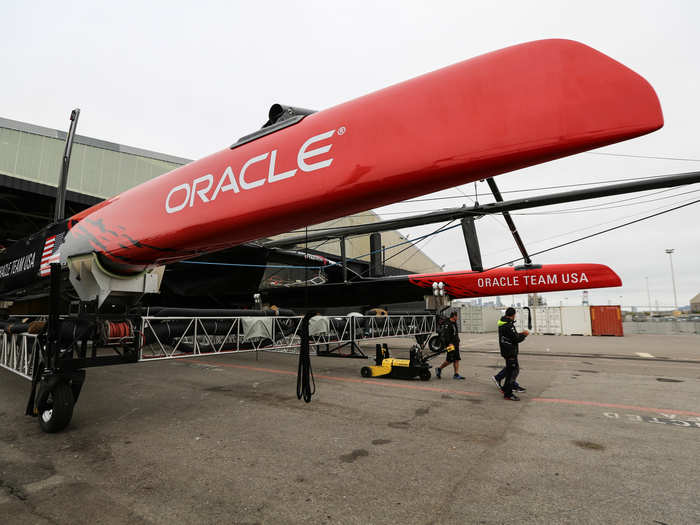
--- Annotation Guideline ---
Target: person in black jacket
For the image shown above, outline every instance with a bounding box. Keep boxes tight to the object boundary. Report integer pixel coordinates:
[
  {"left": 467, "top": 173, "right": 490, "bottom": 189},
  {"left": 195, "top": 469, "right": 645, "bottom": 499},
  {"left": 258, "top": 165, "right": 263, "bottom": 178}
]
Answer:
[{"left": 497, "top": 307, "right": 528, "bottom": 400}]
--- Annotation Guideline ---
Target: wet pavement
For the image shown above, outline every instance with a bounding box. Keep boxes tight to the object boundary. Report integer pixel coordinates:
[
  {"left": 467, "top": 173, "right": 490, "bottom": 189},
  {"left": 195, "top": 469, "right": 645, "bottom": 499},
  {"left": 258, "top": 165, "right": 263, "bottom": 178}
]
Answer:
[{"left": 1, "top": 333, "right": 699, "bottom": 524}]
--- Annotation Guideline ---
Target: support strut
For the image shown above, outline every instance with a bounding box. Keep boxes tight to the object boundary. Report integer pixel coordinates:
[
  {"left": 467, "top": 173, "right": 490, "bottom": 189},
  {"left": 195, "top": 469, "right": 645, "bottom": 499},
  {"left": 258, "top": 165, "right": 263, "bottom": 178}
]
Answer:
[
  {"left": 485, "top": 178, "right": 532, "bottom": 265},
  {"left": 340, "top": 236, "right": 348, "bottom": 283},
  {"left": 26, "top": 262, "right": 84, "bottom": 433},
  {"left": 460, "top": 217, "right": 484, "bottom": 272},
  {"left": 54, "top": 108, "right": 80, "bottom": 223}
]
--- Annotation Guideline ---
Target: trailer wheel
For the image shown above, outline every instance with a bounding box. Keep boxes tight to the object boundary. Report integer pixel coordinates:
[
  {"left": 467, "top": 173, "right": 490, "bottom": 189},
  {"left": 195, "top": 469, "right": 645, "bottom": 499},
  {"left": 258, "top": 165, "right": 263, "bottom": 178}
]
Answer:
[
  {"left": 39, "top": 381, "right": 74, "bottom": 433},
  {"left": 360, "top": 367, "right": 372, "bottom": 378},
  {"left": 419, "top": 369, "right": 431, "bottom": 381},
  {"left": 427, "top": 334, "right": 444, "bottom": 353}
]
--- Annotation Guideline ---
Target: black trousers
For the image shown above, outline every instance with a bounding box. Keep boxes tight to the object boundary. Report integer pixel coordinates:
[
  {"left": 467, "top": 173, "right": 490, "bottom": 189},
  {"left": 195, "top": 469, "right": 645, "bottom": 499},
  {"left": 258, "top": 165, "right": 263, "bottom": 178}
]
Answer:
[
  {"left": 495, "top": 355, "right": 519, "bottom": 384},
  {"left": 501, "top": 356, "right": 519, "bottom": 397}
]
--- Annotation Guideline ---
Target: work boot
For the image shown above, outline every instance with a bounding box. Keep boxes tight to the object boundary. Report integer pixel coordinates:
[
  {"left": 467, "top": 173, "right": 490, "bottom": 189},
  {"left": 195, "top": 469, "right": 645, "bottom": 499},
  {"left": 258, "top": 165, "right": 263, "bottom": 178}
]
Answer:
[{"left": 491, "top": 376, "right": 503, "bottom": 393}]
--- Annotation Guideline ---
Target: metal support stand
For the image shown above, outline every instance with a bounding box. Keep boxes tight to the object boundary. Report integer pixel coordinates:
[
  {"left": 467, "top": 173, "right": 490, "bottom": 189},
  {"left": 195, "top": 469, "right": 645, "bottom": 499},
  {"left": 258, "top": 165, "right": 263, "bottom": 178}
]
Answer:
[
  {"left": 316, "top": 319, "right": 367, "bottom": 358},
  {"left": 24, "top": 339, "right": 42, "bottom": 416},
  {"left": 25, "top": 261, "right": 64, "bottom": 417},
  {"left": 296, "top": 313, "right": 315, "bottom": 402},
  {"left": 319, "top": 341, "right": 367, "bottom": 358},
  {"left": 25, "top": 263, "right": 86, "bottom": 432}
]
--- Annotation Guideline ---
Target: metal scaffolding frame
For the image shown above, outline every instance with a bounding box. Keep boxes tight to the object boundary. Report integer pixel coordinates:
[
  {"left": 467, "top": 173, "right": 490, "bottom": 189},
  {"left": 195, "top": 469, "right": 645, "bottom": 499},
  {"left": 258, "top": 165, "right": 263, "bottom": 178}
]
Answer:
[
  {"left": 0, "top": 332, "right": 39, "bottom": 380},
  {"left": 139, "top": 314, "right": 436, "bottom": 361},
  {"left": 1, "top": 314, "right": 437, "bottom": 378}
]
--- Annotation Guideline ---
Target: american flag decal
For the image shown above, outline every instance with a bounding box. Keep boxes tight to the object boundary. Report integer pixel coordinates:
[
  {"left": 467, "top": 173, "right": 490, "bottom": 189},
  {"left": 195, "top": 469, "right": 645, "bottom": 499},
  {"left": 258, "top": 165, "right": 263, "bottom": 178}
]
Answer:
[{"left": 39, "top": 232, "right": 64, "bottom": 277}]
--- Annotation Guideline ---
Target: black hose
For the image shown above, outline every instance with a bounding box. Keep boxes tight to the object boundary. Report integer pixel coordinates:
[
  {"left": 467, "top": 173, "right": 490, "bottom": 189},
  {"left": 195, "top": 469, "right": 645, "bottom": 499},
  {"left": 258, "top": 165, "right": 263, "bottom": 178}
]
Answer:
[
  {"left": 297, "top": 312, "right": 315, "bottom": 403},
  {"left": 523, "top": 307, "right": 532, "bottom": 330}
]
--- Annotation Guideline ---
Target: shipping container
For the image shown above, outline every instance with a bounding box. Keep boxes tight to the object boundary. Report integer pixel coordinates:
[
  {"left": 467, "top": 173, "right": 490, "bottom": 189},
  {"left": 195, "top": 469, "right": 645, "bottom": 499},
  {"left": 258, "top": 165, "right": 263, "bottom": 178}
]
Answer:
[
  {"left": 560, "top": 306, "right": 592, "bottom": 336},
  {"left": 533, "top": 307, "right": 547, "bottom": 334},
  {"left": 512, "top": 307, "right": 532, "bottom": 333},
  {"left": 590, "top": 305, "right": 624, "bottom": 336},
  {"left": 533, "top": 307, "right": 562, "bottom": 335},
  {"left": 457, "top": 306, "right": 502, "bottom": 333}
]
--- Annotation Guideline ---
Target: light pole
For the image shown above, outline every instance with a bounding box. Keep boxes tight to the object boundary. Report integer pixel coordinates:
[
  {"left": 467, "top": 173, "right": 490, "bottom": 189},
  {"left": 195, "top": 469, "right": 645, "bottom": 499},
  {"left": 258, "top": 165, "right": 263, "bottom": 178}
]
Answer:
[
  {"left": 645, "top": 276, "right": 652, "bottom": 316},
  {"left": 665, "top": 249, "right": 678, "bottom": 311}
]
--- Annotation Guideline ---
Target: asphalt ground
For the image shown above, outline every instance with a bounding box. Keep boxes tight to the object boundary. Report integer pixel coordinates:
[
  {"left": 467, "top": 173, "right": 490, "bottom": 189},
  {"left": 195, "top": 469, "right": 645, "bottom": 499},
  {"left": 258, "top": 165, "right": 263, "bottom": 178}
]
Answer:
[{"left": 1, "top": 333, "right": 699, "bottom": 524}]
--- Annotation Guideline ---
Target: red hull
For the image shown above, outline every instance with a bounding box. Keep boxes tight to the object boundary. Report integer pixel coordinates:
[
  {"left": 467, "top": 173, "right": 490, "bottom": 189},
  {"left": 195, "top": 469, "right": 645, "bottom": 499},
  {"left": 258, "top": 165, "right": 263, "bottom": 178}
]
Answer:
[
  {"left": 409, "top": 264, "right": 621, "bottom": 298},
  {"left": 64, "top": 39, "right": 662, "bottom": 272}
]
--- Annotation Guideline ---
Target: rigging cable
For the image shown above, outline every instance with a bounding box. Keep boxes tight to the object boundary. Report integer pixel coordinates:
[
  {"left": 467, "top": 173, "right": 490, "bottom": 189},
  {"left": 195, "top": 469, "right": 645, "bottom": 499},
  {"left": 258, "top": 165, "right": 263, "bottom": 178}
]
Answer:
[
  {"left": 512, "top": 187, "right": 700, "bottom": 215},
  {"left": 344, "top": 186, "right": 699, "bottom": 217},
  {"left": 385, "top": 174, "right": 699, "bottom": 204},
  {"left": 484, "top": 198, "right": 700, "bottom": 271},
  {"left": 390, "top": 221, "right": 457, "bottom": 269},
  {"left": 584, "top": 151, "right": 700, "bottom": 162},
  {"left": 183, "top": 190, "right": 698, "bottom": 271},
  {"left": 365, "top": 220, "right": 458, "bottom": 275},
  {"left": 482, "top": 193, "right": 700, "bottom": 259},
  {"left": 286, "top": 174, "right": 700, "bottom": 226}
]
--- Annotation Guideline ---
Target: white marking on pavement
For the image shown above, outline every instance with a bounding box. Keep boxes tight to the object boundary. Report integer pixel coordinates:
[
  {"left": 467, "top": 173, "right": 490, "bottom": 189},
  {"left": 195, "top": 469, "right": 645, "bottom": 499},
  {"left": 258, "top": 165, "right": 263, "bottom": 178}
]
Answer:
[
  {"left": 604, "top": 412, "right": 700, "bottom": 429},
  {"left": 636, "top": 352, "right": 655, "bottom": 358},
  {"left": 24, "top": 474, "right": 65, "bottom": 494}
]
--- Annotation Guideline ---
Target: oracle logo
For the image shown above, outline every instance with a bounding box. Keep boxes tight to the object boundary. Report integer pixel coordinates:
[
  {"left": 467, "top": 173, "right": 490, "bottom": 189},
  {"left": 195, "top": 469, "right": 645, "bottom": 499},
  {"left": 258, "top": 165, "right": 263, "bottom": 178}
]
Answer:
[{"left": 166, "top": 129, "right": 336, "bottom": 214}]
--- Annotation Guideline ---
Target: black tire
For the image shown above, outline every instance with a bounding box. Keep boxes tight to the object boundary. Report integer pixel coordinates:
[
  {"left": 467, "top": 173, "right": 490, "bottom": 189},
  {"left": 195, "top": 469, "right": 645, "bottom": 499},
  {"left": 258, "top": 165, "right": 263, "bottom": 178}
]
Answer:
[
  {"left": 39, "top": 381, "right": 74, "bottom": 433},
  {"left": 428, "top": 334, "right": 444, "bottom": 353},
  {"left": 419, "top": 369, "right": 431, "bottom": 381},
  {"left": 360, "top": 367, "right": 372, "bottom": 378}
]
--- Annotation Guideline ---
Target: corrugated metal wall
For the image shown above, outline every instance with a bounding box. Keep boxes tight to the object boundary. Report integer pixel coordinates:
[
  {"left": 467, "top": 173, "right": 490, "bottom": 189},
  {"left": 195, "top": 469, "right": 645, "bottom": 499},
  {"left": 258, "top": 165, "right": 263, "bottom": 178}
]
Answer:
[
  {"left": 0, "top": 126, "right": 183, "bottom": 199},
  {"left": 591, "top": 306, "right": 624, "bottom": 336}
]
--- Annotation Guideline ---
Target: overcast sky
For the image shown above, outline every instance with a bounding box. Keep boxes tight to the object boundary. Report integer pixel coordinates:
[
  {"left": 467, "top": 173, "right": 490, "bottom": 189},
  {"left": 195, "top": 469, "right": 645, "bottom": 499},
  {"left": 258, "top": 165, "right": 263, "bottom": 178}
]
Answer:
[{"left": 3, "top": 1, "right": 699, "bottom": 309}]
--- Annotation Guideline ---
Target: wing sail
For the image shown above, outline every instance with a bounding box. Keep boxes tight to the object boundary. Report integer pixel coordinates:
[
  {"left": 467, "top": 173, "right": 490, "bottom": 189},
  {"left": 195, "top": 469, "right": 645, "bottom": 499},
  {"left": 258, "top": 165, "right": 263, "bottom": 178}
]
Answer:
[{"left": 63, "top": 39, "right": 662, "bottom": 274}]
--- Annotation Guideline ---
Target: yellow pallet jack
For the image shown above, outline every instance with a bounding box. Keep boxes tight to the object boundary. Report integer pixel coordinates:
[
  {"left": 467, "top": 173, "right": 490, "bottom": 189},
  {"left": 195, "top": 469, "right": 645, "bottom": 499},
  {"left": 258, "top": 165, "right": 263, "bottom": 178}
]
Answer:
[{"left": 360, "top": 343, "right": 432, "bottom": 381}]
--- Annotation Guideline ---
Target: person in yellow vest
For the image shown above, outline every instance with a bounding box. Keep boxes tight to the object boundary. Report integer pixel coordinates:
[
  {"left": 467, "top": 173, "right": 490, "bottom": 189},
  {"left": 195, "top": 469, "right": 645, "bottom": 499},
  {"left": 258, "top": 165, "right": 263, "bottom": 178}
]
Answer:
[{"left": 495, "top": 307, "right": 529, "bottom": 400}]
